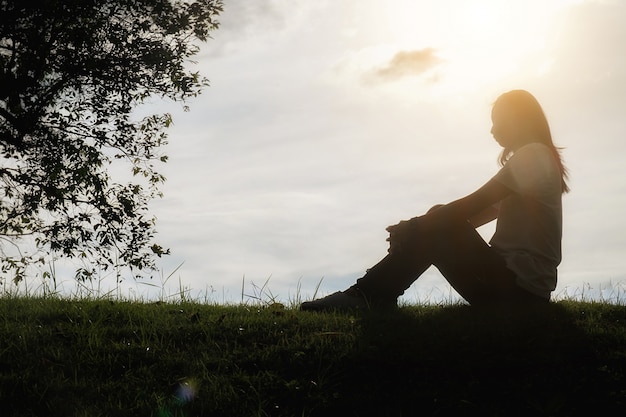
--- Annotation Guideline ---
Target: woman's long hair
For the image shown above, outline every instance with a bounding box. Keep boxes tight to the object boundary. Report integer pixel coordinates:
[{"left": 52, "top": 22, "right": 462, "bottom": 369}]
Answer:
[{"left": 494, "top": 90, "right": 570, "bottom": 193}]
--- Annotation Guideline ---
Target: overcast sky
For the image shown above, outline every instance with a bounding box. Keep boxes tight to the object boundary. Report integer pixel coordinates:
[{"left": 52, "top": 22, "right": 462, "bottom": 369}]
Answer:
[{"left": 110, "top": 0, "right": 626, "bottom": 304}]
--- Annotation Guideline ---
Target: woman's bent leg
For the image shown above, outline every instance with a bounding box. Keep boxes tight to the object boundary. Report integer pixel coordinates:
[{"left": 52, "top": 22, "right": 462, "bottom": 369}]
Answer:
[{"left": 301, "top": 216, "right": 546, "bottom": 311}]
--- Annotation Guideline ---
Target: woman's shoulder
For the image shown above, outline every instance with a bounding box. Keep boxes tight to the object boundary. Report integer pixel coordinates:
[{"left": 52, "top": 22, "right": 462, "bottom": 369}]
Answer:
[
  {"left": 507, "top": 142, "right": 561, "bottom": 185},
  {"left": 515, "top": 141, "right": 552, "bottom": 155},
  {"left": 509, "top": 142, "right": 555, "bottom": 165}
]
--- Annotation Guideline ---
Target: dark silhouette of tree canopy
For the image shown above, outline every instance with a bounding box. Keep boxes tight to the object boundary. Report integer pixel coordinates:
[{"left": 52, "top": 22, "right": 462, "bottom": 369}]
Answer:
[{"left": 0, "top": 0, "right": 222, "bottom": 283}]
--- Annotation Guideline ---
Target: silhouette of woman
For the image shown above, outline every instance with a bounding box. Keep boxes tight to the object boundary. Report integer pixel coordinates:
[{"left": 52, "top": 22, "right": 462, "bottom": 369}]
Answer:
[{"left": 301, "top": 90, "right": 569, "bottom": 311}]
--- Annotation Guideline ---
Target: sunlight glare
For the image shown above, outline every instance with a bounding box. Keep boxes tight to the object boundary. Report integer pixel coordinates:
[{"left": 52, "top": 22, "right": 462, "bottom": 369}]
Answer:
[{"left": 380, "top": 0, "right": 583, "bottom": 99}]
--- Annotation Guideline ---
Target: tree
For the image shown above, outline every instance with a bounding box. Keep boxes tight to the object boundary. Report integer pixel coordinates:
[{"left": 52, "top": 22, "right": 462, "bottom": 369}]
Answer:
[{"left": 0, "top": 0, "right": 222, "bottom": 284}]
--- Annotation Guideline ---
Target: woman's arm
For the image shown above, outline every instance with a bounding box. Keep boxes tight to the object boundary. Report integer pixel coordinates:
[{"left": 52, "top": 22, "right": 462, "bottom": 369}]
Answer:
[
  {"left": 468, "top": 203, "right": 500, "bottom": 228},
  {"left": 386, "top": 178, "right": 512, "bottom": 243},
  {"left": 426, "top": 198, "right": 500, "bottom": 228},
  {"left": 424, "top": 178, "right": 511, "bottom": 226}
]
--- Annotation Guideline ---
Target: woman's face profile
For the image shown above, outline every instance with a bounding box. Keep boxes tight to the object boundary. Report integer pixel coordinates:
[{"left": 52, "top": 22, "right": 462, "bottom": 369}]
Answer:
[{"left": 490, "top": 104, "right": 519, "bottom": 149}]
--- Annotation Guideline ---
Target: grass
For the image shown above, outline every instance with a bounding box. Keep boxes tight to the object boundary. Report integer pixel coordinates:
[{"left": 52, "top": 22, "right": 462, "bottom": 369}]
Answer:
[{"left": 1, "top": 296, "right": 625, "bottom": 416}]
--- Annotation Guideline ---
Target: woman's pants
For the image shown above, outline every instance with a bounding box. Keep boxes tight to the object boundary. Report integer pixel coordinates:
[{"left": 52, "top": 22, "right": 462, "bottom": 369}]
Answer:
[{"left": 353, "top": 219, "right": 547, "bottom": 306}]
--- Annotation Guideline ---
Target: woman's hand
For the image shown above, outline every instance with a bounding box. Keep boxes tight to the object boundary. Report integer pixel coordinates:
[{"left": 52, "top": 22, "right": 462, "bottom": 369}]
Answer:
[
  {"left": 386, "top": 217, "right": 421, "bottom": 254},
  {"left": 385, "top": 205, "right": 447, "bottom": 254}
]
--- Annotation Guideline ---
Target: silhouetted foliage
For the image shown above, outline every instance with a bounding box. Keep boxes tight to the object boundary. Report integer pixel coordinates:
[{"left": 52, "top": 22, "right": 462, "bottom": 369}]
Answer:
[{"left": 0, "top": 0, "right": 222, "bottom": 282}]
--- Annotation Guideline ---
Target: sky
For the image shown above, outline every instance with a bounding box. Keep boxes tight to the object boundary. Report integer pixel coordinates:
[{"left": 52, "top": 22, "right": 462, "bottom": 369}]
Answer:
[{"left": 56, "top": 0, "right": 626, "bottom": 303}]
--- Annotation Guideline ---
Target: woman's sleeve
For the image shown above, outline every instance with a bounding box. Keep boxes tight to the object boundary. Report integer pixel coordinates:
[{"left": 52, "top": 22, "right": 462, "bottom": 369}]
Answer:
[{"left": 492, "top": 144, "right": 555, "bottom": 196}]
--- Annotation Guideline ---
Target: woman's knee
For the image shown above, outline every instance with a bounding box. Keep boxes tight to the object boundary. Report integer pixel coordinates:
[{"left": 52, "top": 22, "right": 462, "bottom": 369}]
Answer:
[{"left": 427, "top": 204, "right": 445, "bottom": 214}]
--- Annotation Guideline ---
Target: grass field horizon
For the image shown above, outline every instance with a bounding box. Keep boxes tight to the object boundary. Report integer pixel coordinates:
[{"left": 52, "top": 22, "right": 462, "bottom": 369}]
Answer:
[
  {"left": 4, "top": 266, "right": 626, "bottom": 307},
  {"left": 1, "top": 290, "right": 626, "bottom": 416}
]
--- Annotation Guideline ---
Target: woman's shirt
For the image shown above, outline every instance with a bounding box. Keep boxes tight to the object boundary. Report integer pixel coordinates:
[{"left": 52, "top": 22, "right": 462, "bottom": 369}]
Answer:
[{"left": 490, "top": 142, "right": 563, "bottom": 299}]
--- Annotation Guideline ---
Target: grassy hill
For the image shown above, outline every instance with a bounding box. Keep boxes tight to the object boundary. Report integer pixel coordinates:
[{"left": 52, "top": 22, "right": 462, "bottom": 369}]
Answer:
[{"left": 1, "top": 296, "right": 625, "bottom": 416}]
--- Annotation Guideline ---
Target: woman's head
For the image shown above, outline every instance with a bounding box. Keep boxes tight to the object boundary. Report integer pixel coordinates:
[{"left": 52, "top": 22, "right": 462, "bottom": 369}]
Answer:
[
  {"left": 492, "top": 89, "right": 570, "bottom": 193},
  {"left": 491, "top": 90, "right": 551, "bottom": 149}
]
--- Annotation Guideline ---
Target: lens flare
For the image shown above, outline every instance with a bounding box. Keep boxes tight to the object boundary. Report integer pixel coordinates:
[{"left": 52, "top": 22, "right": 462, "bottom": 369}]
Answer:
[{"left": 175, "top": 378, "right": 198, "bottom": 405}]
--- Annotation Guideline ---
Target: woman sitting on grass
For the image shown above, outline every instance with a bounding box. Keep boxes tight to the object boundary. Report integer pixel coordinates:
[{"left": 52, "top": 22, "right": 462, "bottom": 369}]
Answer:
[{"left": 301, "top": 90, "right": 569, "bottom": 311}]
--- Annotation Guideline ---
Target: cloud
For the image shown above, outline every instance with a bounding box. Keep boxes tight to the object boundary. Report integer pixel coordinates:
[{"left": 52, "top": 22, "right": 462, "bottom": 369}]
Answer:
[{"left": 368, "top": 48, "right": 442, "bottom": 83}]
